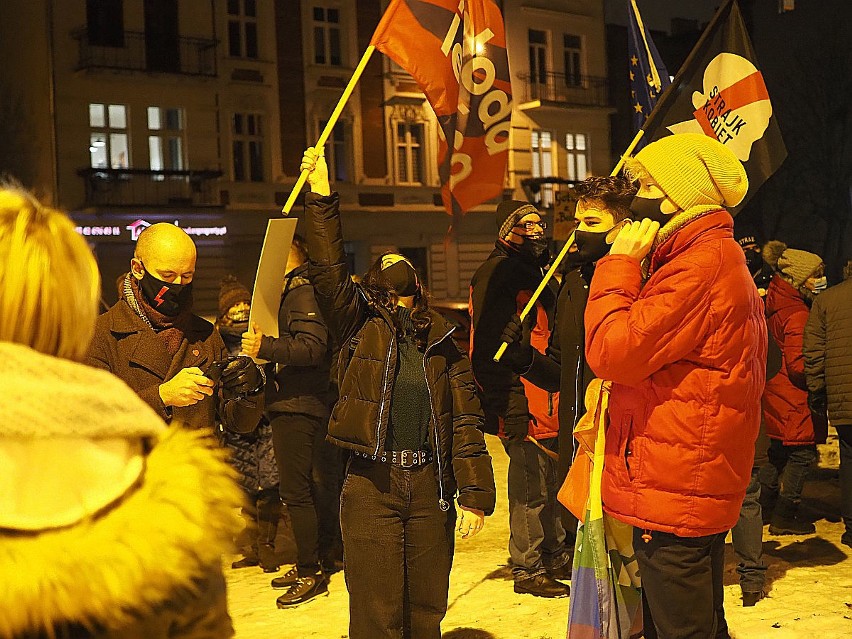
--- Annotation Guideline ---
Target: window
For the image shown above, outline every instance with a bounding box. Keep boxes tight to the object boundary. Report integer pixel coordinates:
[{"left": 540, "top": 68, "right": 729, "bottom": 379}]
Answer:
[
  {"left": 148, "top": 107, "right": 185, "bottom": 174},
  {"left": 528, "top": 29, "right": 548, "bottom": 88},
  {"left": 321, "top": 120, "right": 350, "bottom": 183},
  {"left": 563, "top": 34, "right": 582, "bottom": 87},
  {"left": 395, "top": 122, "right": 424, "bottom": 185},
  {"left": 531, "top": 130, "right": 554, "bottom": 207},
  {"left": 232, "top": 113, "right": 264, "bottom": 182},
  {"left": 87, "top": 0, "right": 124, "bottom": 47},
  {"left": 313, "top": 6, "right": 342, "bottom": 66},
  {"left": 227, "top": 0, "right": 258, "bottom": 59},
  {"left": 565, "top": 133, "right": 589, "bottom": 182},
  {"left": 89, "top": 103, "right": 129, "bottom": 169}
]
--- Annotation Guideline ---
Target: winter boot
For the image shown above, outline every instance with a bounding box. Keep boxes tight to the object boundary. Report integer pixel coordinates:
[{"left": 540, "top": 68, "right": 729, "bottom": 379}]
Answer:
[
  {"left": 769, "top": 497, "right": 815, "bottom": 535},
  {"left": 256, "top": 491, "right": 281, "bottom": 573},
  {"left": 513, "top": 574, "right": 569, "bottom": 598}
]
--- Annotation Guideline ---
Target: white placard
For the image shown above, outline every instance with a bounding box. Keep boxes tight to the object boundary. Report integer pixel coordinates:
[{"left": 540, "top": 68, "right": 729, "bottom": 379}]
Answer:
[{"left": 248, "top": 218, "right": 298, "bottom": 360}]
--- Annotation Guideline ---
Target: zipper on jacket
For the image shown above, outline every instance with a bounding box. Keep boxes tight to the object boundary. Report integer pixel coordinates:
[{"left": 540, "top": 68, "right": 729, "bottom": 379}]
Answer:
[
  {"left": 374, "top": 330, "right": 396, "bottom": 456},
  {"left": 423, "top": 327, "right": 455, "bottom": 512},
  {"left": 547, "top": 391, "right": 554, "bottom": 417}
]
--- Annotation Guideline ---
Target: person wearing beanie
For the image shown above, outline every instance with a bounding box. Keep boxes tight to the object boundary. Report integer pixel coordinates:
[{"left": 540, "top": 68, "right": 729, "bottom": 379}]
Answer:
[
  {"left": 584, "top": 132, "right": 767, "bottom": 636},
  {"left": 0, "top": 187, "right": 242, "bottom": 639},
  {"left": 804, "top": 257, "right": 852, "bottom": 550},
  {"left": 240, "top": 233, "right": 341, "bottom": 607},
  {"left": 737, "top": 233, "right": 774, "bottom": 296},
  {"left": 214, "top": 276, "right": 281, "bottom": 574},
  {"left": 470, "top": 200, "right": 572, "bottom": 598},
  {"left": 759, "top": 242, "right": 826, "bottom": 537}
]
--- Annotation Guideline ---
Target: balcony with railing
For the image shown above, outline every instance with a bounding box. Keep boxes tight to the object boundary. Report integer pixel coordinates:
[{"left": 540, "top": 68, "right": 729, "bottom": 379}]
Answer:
[
  {"left": 72, "top": 29, "right": 217, "bottom": 77},
  {"left": 78, "top": 168, "right": 223, "bottom": 208},
  {"left": 517, "top": 73, "right": 610, "bottom": 109}
]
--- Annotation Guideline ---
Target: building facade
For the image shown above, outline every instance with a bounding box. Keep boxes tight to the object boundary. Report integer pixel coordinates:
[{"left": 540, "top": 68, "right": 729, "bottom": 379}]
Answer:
[{"left": 0, "top": 0, "right": 612, "bottom": 313}]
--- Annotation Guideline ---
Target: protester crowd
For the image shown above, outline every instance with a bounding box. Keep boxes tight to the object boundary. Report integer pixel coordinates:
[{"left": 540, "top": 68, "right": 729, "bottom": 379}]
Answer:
[{"left": 1, "top": 132, "right": 850, "bottom": 639}]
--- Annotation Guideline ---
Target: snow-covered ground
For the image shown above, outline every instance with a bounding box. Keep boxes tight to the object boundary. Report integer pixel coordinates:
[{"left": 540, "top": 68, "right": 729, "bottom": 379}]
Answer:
[{"left": 226, "top": 433, "right": 852, "bottom": 638}]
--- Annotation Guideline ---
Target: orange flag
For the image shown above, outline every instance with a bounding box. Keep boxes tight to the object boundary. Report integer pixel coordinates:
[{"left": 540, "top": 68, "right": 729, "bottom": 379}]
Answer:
[{"left": 371, "top": 0, "right": 512, "bottom": 224}]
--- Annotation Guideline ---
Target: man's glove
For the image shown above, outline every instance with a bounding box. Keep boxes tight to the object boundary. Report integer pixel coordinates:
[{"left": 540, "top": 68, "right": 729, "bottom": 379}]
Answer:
[
  {"left": 808, "top": 391, "right": 828, "bottom": 418},
  {"left": 220, "top": 355, "right": 264, "bottom": 399},
  {"left": 499, "top": 313, "right": 535, "bottom": 373}
]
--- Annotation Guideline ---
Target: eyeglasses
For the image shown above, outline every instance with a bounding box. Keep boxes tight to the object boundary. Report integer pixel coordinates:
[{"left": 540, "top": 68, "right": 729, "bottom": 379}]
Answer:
[{"left": 513, "top": 220, "right": 547, "bottom": 231}]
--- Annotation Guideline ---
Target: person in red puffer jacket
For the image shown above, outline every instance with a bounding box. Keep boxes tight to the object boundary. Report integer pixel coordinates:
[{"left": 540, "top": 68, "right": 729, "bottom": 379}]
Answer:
[
  {"left": 759, "top": 241, "right": 826, "bottom": 536},
  {"left": 585, "top": 133, "right": 766, "bottom": 639}
]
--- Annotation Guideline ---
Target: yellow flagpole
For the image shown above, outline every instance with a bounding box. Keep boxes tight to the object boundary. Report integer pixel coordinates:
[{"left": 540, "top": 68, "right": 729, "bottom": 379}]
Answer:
[
  {"left": 281, "top": 45, "right": 377, "bottom": 215},
  {"left": 493, "top": 129, "right": 645, "bottom": 362}
]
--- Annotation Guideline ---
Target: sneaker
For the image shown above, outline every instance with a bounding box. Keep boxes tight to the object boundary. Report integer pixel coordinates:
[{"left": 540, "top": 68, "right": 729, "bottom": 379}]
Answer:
[
  {"left": 513, "top": 574, "right": 569, "bottom": 598},
  {"left": 271, "top": 566, "right": 299, "bottom": 589},
  {"left": 275, "top": 574, "right": 329, "bottom": 608},
  {"left": 546, "top": 562, "right": 573, "bottom": 581},
  {"left": 742, "top": 590, "right": 766, "bottom": 607},
  {"left": 231, "top": 556, "right": 259, "bottom": 570}
]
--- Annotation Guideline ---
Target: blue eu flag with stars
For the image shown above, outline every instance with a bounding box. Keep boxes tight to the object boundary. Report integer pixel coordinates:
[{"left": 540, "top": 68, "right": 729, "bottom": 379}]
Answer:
[{"left": 628, "top": 0, "right": 671, "bottom": 144}]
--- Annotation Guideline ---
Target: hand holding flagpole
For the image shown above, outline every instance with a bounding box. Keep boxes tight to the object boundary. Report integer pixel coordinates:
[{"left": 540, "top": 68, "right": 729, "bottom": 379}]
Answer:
[{"left": 493, "top": 130, "right": 644, "bottom": 362}]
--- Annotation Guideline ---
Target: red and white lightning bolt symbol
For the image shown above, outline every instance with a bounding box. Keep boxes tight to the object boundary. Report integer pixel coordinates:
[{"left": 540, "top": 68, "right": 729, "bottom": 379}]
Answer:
[{"left": 154, "top": 286, "right": 168, "bottom": 307}]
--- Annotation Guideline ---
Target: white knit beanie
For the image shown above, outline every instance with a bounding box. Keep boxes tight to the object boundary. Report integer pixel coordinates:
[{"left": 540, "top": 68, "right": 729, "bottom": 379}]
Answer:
[{"left": 628, "top": 133, "right": 749, "bottom": 210}]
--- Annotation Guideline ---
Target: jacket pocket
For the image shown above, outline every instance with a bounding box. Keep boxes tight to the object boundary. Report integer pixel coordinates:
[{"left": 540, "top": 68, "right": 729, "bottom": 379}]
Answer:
[{"left": 621, "top": 413, "right": 636, "bottom": 481}]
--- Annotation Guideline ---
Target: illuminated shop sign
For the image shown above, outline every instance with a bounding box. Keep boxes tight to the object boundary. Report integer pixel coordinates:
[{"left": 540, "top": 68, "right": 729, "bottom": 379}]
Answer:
[{"left": 75, "top": 219, "right": 228, "bottom": 241}]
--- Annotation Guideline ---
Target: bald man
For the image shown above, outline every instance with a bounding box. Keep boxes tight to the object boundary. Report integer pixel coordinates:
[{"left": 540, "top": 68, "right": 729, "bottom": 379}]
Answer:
[{"left": 88, "top": 223, "right": 264, "bottom": 432}]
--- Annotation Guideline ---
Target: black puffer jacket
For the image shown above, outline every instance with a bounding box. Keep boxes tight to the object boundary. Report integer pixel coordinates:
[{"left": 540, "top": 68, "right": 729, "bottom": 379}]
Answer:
[
  {"left": 803, "top": 278, "right": 852, "bottom": 427},
  {"left": 304, "top": 192, "right": 496, "bottom": 515}
]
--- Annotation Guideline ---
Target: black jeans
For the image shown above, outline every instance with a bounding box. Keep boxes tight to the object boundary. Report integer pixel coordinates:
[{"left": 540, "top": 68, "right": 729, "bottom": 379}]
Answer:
[
  {"left": 340, "top": 456, "right": 455, "bottom": 639},
  {"left": 635, "top": 528, "right": 729, "bottom": 639},
  {"left": 731, "top": 468, "right": 767, "bottom": 593},
  {"left": 270, "top": 411, "right": 327, "bottom": 576}
]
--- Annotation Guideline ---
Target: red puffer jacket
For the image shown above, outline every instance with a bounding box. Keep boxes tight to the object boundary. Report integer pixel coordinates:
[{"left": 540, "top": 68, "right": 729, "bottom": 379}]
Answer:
[
  {"left": 585, "top": 211, "right": 767, "bottom": 537},
  {"left": 763, "top": 275, "right": 816, "bottom": 445}
]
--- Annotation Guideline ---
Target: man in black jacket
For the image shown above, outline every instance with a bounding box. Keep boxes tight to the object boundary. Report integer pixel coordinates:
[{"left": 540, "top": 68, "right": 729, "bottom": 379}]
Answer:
[
  {"left": 804, "top": 259, "right": 852, "bottom": 549},
  {"left": 501, "top": 176, "right": 634, "bottom": 536},
  {"left": 241, "top": 234, "right": 334, "bottom": 607}
]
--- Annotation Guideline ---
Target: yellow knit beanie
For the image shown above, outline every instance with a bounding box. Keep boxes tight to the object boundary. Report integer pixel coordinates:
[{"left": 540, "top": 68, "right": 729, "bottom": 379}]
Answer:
[{"left": 629, "top": 133, "right": 749, "bottom": 210}]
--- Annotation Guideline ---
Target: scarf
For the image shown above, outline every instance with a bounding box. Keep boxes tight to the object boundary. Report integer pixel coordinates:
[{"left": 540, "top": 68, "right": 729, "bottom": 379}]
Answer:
[{"left": 123, "top": 275, "right": 193, "bottom": 356}]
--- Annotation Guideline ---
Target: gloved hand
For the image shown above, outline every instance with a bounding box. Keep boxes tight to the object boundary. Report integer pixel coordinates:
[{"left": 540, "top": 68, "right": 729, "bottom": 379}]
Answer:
[
  {"left": 499, "top": 313, "right": 535, "bottom": 373},
  {"left": 807, "top": 391, "right": 827, "bottom": 418},
  {"left": 503, "top": 418, "right": 529, "bottom": 442},
  {"left": 220, "top": 355, "right": 264, "bottom": 399}
]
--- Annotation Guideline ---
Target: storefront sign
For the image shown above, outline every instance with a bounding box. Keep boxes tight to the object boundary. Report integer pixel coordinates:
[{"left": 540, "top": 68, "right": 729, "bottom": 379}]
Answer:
[{"left": 75, "top": 218, "right": 228, "bottom": 242}]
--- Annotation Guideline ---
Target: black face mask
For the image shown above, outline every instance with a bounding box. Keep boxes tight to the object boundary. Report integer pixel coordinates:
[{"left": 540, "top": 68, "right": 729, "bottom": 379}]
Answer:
[
  {"left": 382, "top": 260, "right": 419, "bottom": 297},
  {"left": 518, "top": 236, "right": 550, "bottom": 264},
  {"left": 572, "top": 229, "right": 615, "bottom": 264},
  {"left": 629, "top": 195, "right": 670, "bottom": 225},
  {"left": 744, "top": 248, "right": 763, "bottom": 273},
  {"left": 139, "top": 268, "right": 193, "bottom": 316}
]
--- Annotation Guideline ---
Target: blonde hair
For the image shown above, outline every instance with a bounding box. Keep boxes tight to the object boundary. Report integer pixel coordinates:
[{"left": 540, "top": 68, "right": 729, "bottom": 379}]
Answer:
[{"left": 0, "top": 186, "right": 100, "bottom": 360}]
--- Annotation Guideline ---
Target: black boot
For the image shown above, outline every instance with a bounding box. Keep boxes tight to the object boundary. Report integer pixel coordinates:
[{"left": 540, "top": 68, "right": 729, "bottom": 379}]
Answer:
[
  {"left": 513, "top": 574, "right": 569, "bottom": 598},
  {"left": 275, "top": 572, "right": 328, "bottom": 608},
  {"left": 256, "top": 490, "right": 281, "bottom": 573},
  {"left": 271, "top": 566, "right": 299, "bottom": 589},
  {"left": 769, "top": 497, "right": 815, "bottom": 535}
]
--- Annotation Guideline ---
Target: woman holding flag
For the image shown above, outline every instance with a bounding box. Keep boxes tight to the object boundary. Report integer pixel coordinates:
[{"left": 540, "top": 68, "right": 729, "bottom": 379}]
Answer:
[{"left": 299, "top": 147, "right": 496, "bottom": 639}]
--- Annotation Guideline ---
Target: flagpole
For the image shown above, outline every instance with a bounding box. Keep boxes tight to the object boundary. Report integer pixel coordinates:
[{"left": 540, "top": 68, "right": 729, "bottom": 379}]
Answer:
[
  {"left": 281, "top": 45, "right": 377, "bottom": 215},
  {"left": 639, "top": 0, "right": 735, "bottom": 137},
  {"left": 493, "top": 128, "right": 645, "bottom": 362}
]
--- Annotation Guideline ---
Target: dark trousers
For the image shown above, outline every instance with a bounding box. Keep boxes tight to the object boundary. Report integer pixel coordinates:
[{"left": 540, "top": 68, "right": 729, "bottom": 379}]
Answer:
[
  {"left": 270, "top": 411, "right": 325, "bottom": 576},
  {"left": 340, "top": 457, "right": 455, "bottom": 639},
  {"left": 838, "top": 425, "right": 852, "bottom": 538},
  {"left": 235, "top": 487, "right": 281, "bottom": 560},
  {"left": 314, "top": 432, "right": 347, "bottom": 565},
  {"left": 731, "top": 469, "right": 767, "bottom": 593},
  {"left": 759, "top": 439, "right": 817, "bottom": 504},
  {"left": 635, "top": 528, "right": 729, "bottom": 639}
]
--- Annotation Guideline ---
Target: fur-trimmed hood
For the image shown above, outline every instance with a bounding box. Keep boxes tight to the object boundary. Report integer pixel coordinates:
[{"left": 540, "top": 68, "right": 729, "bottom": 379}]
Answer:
[{"left": 0, "top": 345, "right": 243, "bottom": 638}]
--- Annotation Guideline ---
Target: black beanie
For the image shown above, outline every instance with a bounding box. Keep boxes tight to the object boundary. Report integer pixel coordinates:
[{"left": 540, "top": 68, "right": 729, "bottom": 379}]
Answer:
[
  {"left": 218, "top": 275, "right": 251, "bottom": 318},
  {"left": 496, "top": 200, "right": 540, "bottom": 239}
]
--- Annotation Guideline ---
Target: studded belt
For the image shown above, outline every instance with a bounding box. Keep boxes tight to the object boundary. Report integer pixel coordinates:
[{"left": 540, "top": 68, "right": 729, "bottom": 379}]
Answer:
[{"left": 353, "top": 449, "right": 433, "bottom": 468}]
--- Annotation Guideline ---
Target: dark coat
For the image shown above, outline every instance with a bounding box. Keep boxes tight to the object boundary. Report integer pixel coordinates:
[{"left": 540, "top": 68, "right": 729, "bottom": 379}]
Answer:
[
  {"left": 87, "top": 300, "right": 264, "bottom": 432},
  {"left": 522, "top": 264, "right": 596, "bottom": 479},
  {"left": 257, "top": 262, "right": 331, "bottom": 419},
  {"left": 763, "top": 275, "right": 818, "bottom": 444},
  {"left": 469, "top": 242, "right": 560, "bottom": 440},
  {"left": 804, "top": 278, "right": 852, "bottom": 427},
  {"left": 304, "top": 191, "right": 496, "bottom": 516}
]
